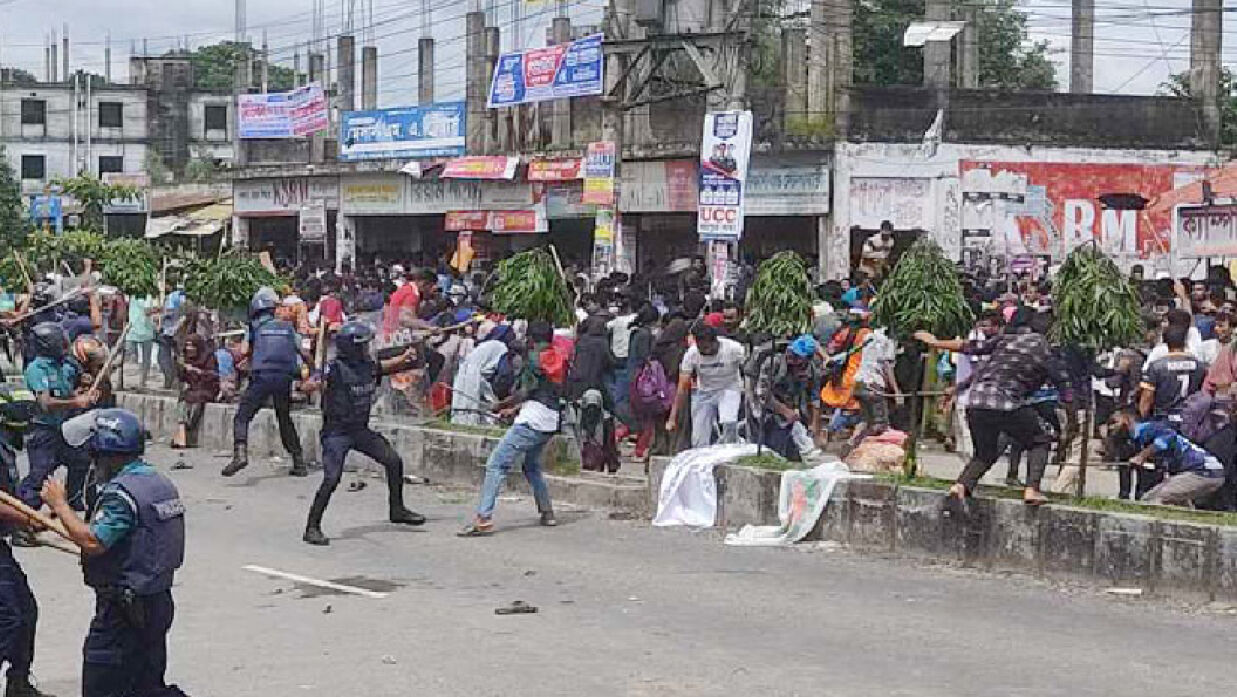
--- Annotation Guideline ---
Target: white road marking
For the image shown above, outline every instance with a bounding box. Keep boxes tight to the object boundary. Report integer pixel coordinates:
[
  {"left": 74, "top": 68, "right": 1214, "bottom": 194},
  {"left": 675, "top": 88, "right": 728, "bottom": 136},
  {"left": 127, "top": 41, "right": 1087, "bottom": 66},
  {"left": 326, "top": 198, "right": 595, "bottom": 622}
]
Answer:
[{"left": 242, "top": 565, "right": 389, "bottom": 599}]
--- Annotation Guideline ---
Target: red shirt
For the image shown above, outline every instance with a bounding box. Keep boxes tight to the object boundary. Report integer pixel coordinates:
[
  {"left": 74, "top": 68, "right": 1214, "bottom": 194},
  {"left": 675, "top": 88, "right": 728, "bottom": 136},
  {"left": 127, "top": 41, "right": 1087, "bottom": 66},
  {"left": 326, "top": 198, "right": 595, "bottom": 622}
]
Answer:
[
  {"left": 383, "top": 283, "right": 420, "bottom": 338},
  {"left": 319, "top": 295, "right": 344, "bottom": 326}
]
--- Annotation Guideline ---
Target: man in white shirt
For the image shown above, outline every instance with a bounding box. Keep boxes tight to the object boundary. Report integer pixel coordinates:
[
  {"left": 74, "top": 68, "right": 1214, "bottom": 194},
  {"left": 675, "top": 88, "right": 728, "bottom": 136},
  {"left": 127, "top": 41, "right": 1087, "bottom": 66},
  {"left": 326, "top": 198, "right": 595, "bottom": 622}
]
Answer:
[
  {"left": 1146, "top": 308, "right": 1204, "bottom": 364},
  {"left": 1198, "top": 312, "right": 1232, "bottom": 367},
  {"left": 667, "top": 324, "right": 747, "bottom": 449}
]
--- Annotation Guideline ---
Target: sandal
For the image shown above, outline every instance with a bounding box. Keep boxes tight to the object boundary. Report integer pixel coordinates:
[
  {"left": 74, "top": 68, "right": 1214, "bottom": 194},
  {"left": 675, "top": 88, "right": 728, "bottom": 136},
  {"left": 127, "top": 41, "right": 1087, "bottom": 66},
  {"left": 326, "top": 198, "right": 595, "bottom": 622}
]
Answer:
[
  {"left": 1023, "top": 489, "right": 1047, "bottom": 507},
  {"left": 457, "top": 520, "right": 495, "bottom": 537}
]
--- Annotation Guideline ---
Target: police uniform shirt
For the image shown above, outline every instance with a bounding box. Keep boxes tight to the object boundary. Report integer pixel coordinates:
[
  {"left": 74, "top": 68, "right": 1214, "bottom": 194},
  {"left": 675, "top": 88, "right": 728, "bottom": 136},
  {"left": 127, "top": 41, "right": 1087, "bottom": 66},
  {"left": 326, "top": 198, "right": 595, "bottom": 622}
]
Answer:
[
  {"left": 1141, "top": 352, "right": 1206, "bottom": 419},
  {"left": 23, "top": 357, "right": 81, "bottom": 426},
  {"left": 89, "top": 460, "right": 157, "bottom": 549}
]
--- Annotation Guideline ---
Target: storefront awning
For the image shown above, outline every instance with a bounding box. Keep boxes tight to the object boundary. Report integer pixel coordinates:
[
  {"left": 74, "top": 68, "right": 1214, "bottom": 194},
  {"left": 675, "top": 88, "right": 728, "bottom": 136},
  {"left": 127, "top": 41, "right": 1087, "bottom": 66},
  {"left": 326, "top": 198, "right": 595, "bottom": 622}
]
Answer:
[{"left": 145, "top": 200, "right": 232, "bottom": 238}]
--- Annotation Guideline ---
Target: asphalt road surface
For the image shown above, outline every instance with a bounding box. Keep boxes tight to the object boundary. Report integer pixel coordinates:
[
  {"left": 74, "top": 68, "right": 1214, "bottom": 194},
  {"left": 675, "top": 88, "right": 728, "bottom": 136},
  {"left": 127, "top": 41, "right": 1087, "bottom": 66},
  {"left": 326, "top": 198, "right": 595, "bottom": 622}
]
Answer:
[{"left": 14, "top": 444, "right": 1236, "bottom": 697}]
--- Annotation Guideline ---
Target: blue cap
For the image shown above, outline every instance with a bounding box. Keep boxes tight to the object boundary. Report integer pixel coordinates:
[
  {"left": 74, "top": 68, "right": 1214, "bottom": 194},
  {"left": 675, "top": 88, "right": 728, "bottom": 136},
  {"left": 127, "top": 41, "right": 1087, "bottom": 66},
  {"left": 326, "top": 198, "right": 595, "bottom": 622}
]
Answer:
[{"left": 789, "top": 334, "right": 818, "bottom": 358}]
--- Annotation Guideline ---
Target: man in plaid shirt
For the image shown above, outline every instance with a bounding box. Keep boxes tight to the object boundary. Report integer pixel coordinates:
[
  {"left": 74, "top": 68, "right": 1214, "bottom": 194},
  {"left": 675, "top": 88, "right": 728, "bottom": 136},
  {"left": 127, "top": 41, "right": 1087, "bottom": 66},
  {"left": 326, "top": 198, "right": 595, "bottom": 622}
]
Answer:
[{"left": 917, "top": 306, "right": 1072, "bottom": 505}]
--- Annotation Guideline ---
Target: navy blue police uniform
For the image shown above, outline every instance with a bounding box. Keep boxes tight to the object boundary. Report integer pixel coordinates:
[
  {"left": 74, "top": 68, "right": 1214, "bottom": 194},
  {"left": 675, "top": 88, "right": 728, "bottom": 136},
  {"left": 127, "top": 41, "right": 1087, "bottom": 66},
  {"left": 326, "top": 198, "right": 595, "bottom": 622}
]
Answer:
[
  {"left": 77, "top": 410, "right": 187, "bottom": 697},
  {"left": 0, "top": 385, "right": 47, "bottom": 697},
  {"left": 303, "top": 323, "right": 425, "bottom": 545},
  {"left": 222, "top": 289, "right": 306, "bottom": 477}
]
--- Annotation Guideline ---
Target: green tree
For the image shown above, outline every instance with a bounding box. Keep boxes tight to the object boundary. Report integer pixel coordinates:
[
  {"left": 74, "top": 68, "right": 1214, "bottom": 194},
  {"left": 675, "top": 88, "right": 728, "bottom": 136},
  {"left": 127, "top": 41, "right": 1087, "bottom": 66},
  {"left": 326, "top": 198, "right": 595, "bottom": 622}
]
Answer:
[
  {"left": 0, "top": 147, "right": 29, "bottom": 249},
  {"left": 853, "top": 0, "right": 1057, "bottom": 89},
  {"left": 187, "top": 41, "right": 300, "bottom": 92},
  {"left": 53, "top": 174, "right": 139, "bottom": 233},
  {"left": 1160, "top": 68, "right": 1237, "bottom": 145},
  {"left": 0, "top": 67, "right": 38, "bottom": 85}
]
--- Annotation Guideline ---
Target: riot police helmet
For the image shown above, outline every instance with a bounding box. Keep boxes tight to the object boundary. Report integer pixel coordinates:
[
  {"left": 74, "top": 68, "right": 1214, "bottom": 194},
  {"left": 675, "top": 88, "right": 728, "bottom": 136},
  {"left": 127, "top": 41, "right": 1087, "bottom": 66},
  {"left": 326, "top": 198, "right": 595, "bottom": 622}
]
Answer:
[
  {"left": 32, "top": 322, "right": 67, "bottom": 359},
  {"left": 335, "top": 321, "right": 374, "bottom": 361},
  {"left": 87, "top": 408, "right": 145, "bottom": 456},
  {"left": 249, "top": 286, "right": 280, "bottom": 319}
]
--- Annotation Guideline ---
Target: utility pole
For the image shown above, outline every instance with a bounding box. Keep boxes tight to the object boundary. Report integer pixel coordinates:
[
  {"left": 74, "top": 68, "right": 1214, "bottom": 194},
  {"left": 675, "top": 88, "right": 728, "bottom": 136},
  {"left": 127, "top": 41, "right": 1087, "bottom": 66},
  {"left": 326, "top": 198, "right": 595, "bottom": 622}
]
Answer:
[
  {"left": 261, "top": 29, "right": 269, "bottom": 93},
  {"left": 105, "top": 33, "right": 112, "bottom": 84},
  {"left": 1070, "top": 0, "right": 1094, "bottom": 93}
]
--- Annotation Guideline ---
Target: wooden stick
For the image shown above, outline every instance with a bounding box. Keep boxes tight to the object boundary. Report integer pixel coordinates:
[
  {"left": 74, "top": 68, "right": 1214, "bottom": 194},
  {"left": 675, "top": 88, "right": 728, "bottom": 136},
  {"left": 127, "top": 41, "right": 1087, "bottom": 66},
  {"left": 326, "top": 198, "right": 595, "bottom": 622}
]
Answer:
[
  {"left": 89, "top": 322, "right": 131, "bottom": 401},
  {"left": 4, "top": 287, "right": 85, "bottom": 326},
  {"left": 13, "top": 251, "right": 33, "bottom": 291},
  {"left": 0, "top": 489, "right": 79, "bottom": 548}
]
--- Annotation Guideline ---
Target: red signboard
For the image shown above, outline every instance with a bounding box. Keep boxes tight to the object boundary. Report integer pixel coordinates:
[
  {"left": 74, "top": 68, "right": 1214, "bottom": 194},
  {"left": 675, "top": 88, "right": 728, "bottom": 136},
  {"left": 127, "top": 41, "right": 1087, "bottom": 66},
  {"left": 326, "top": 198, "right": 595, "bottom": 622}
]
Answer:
[
  {"left": 959, "top": 160, "right": 1204, "bottom": 257},
  {"left": 528, "top": 158, "right": 582, "bottom": 181},
  {"left": 445, "top": 210, "right": 540, "bottom": 233}
]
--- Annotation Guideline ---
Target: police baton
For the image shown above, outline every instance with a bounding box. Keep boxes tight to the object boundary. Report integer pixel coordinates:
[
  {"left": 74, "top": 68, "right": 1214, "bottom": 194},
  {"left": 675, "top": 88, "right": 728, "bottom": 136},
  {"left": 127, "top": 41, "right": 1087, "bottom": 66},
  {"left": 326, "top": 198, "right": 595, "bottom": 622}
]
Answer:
[
  {"left": 3, "top": 287, "right": 87, "bottom": 327},
  {"left": 0, "top": 489, "right": 81, "bottom": 554}
]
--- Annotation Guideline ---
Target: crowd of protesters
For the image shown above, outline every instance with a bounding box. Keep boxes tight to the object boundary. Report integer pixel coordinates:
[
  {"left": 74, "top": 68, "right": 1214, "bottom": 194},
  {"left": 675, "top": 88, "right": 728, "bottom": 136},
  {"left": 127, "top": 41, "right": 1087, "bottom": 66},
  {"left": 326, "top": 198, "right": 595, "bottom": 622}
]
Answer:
[{"left": 4, "top": 244, "right": 1237, "bottom": 517}]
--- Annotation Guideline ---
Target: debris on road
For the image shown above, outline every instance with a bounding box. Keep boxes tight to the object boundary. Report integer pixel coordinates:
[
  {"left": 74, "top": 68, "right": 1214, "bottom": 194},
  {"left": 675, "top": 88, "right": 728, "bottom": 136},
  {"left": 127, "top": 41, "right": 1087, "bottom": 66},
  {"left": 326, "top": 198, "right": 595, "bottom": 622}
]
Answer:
[{"left": 495, "top": 600, "right": 538, "bottom": 615}]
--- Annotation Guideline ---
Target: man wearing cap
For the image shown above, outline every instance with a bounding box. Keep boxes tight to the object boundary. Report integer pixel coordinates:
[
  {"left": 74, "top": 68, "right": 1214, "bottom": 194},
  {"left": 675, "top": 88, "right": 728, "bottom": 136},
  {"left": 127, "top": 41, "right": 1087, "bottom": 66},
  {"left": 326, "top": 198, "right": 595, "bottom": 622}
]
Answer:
[
  {"left": 43, "top": 408, "right": 188, "bottom": 697},
  {"left": 751, "top": 335, "right": 824, "bottom": 461}
]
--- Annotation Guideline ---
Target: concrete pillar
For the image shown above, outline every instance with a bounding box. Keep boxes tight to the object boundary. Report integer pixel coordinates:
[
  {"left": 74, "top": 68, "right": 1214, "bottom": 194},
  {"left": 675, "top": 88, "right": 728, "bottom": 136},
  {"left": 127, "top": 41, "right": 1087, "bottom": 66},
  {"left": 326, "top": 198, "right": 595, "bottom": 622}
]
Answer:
[
  {"left": 958, "top": 8, "right": 979, "bottom": 89},
  {"left": 418, "top": 38, "right": 434, "bottom": 104},
  {"left": 806, "top": 0, "right": 827, "bottom": 121},
  {"left": 337, "top": 35, "right": 356, "bottom": 113},
  {"left": 550, "top": 17, "right": 573, "bottom": 148},
  {"left": 923, "top": 0, "right": 951, "bottom": 89},
  {"left": 485, "top": 25, "right": 503, "bottom": 152},
  {"left": 62, "top": 25, "right": 69, "bottom": 86},
  {"left": 1070, "top": 0, "right": 1094, "bottom": 94},
  {"left": 308, "top": 53, "right": 326, "bottom": 163},
  {"left": 308, "top": 52, "right": 325, "bottom": 84},
  {"left": 783, "top": 27, "right": 807, "bottom": 132},
  {"left": 50, "top": 41, "right": 57, "bottom": 82},
  {"left": 826, "top": 0, "right": 853, "bottom": 137},
  {"left": 464, "top": 11, "right": 487, "bottom": 153},
  {"left": 361, "top": 45, "right": 378, "bottom": 109},
  {"left": 1190, "top": 0, "right": 1222, "bottom": 142}
]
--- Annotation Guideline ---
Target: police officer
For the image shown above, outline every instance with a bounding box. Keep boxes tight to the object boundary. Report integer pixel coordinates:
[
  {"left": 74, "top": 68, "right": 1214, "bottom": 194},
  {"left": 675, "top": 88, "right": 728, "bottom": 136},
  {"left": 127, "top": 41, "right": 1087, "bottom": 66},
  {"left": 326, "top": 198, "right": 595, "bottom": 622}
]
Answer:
[
  {"left": 17, "top": 323, "right": 94, "bottom": 513},
  {"left": 304, "top": 322, "right": 426, "bottom": 545},
  {"left": 18, "top": 284, "right": 62, "bottom": 368},
  {"left": 41, "top": 409, "right": 188, "bottom": 697},
  {"left": 0, "top": 384, "right": 52, "bottom": 697},
  {"left": 222, "top": 287, "right": 309, "bottom": 478}
]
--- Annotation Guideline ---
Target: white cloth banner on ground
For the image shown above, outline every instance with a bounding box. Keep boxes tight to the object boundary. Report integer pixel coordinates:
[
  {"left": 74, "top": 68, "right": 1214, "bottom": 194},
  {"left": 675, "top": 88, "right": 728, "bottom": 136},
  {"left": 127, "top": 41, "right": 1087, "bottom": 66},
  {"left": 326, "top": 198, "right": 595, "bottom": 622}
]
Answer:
[
  {"left": 653, "top": 444, "right": 761, "bottom": 528},
  {"left": 724, "top": 462, "right": 871, "bottom": 547}
]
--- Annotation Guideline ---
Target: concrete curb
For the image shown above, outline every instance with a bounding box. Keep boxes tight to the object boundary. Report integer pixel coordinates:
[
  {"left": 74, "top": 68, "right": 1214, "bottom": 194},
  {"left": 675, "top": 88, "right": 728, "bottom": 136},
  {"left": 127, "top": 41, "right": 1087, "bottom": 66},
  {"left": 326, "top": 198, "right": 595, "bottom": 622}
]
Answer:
[
  {"left": 118, "top": 392, "right": 650, "bottom": 517},
  {"left": 646, "top": 457, "right": 1237, "bottom": 601}
]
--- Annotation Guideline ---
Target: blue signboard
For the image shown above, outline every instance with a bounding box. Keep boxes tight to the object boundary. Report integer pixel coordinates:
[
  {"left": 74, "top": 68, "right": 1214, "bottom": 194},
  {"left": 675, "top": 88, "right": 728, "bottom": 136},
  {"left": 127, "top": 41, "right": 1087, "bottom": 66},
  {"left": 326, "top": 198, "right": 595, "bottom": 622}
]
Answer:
[
  {"left": 28, "top": 195, "right": 63, "bottom": 234},
  {"left": 487, "top": 33, "right": 604, "bottom": 108},
  {"left": 339, "top": 102, "right": 467, "bottom": 161}
]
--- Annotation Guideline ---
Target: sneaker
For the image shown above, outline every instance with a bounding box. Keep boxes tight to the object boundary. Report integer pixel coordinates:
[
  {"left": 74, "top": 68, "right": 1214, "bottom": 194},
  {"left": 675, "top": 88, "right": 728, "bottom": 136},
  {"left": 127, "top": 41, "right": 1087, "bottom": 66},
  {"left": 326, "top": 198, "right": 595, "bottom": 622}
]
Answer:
[
  {"left": 539, "top": 511, "right": 558, "bottom": 527},
  {"left": 389, "top": 508, "right": 427, "bottom": 526},
  {"left": 302, "top": 527, "right": 329, "bottom": 546}
]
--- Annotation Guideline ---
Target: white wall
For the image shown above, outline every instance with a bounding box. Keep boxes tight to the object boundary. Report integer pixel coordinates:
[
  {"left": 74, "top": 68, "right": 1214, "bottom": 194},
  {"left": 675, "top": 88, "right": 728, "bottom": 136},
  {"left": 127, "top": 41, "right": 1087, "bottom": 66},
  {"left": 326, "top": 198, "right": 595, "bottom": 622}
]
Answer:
[{"left": 827, "top": 142, "right": 1221, "bottom": 280}]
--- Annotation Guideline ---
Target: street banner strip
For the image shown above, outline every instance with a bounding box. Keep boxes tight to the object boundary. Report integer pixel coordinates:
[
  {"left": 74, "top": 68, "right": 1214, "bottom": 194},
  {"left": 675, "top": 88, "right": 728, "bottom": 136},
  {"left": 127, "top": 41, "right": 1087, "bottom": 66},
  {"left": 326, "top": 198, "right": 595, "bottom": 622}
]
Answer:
[
  {"left": 238, "top": 83, "right": 329, "bottom": 139},
  {"left": 339, "top": 103, "right": 466, "bottom": 160},
  {"left": 697, "top": 110, "right": 753, "bottom": 241},
  {"left": 487, "top": 33, "right": 604, "bottom": 108},
  {"left": 445, "top": 209, "right": 545, "bottom": 233},
  {"left": 528, "top": 157, "right": 583, "bottom": 181},
  {"left": 582, "top": 141, "right": 616, "bottom": 206},
  {"left": 441, "top": 156, "right": 520, "bottom": 180}
]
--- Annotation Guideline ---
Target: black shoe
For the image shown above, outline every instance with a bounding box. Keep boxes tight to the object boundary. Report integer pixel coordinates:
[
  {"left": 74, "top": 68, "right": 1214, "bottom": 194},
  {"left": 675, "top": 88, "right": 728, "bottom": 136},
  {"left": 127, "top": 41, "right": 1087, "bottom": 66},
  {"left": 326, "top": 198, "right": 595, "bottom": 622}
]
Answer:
[
  {"left": 221, "top": 444, "right": 248, "bottom": 477},
  {"left": 539, "top": 511, "right": 558, "bottom": 527},
  {"left": 302, "top": 527, "right": 329, "bottom": 546},
  {"left": 6, "top": 677, "right": 54, "bottom": 697},
  {"left": 389, "top": 508, "right": 426, "bottom": 526},
  {"left": 289, "top": 455, "right": 309, "bottom": 478}
]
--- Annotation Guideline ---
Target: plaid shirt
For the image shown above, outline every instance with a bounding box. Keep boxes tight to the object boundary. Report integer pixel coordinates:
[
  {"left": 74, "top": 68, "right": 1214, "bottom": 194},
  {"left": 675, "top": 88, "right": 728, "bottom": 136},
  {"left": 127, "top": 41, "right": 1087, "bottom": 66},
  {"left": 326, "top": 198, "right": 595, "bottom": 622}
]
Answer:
[{"left": 962, "top": 329, "right": 1071, "bottom": 412}]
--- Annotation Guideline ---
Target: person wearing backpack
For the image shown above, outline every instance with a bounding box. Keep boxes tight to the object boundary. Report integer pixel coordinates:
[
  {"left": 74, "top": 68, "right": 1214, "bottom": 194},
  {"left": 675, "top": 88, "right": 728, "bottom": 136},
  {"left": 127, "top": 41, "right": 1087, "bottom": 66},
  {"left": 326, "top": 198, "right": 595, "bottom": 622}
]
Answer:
[{"left": 627, "top": 304, "right": 665, "bottom": 459}]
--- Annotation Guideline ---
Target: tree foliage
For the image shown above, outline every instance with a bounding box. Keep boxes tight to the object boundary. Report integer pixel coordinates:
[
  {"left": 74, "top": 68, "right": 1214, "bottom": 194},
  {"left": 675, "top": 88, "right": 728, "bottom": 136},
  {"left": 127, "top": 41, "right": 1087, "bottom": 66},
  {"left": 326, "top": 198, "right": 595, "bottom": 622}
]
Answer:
[
  {"left": 52, "top": 174, "right": 139, "bottom": 233},
  {"left": 744, "top": 251, "right": 814, "bottom": 337},
  {"left": 0, "top": 147, "right": 29, "bottom": 250},
  {"left": 187, "top": 42, "right": 300, "bottom": 91},
  {"left": 872, "top": 238, "right": 973, "bottom": 340},
  {"left": 853, "top": 0, "right": 1057, "bottom": 89},
  {"left": 1160, "top": 68, "right": 1237, "bottom": 145},
  {"left": 1050, "top": 244, "right": 1142, "bottom": 351},
  {"left": 0, "top": 67, "right": 38, "bottom": 85}
]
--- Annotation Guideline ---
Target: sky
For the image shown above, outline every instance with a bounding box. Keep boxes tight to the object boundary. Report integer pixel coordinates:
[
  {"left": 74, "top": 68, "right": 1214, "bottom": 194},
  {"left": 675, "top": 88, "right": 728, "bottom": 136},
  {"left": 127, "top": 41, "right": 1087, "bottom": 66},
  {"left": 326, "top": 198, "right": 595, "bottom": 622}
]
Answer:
[{"left": 0, "top": 0, "right": 1228, "bottom": 102}]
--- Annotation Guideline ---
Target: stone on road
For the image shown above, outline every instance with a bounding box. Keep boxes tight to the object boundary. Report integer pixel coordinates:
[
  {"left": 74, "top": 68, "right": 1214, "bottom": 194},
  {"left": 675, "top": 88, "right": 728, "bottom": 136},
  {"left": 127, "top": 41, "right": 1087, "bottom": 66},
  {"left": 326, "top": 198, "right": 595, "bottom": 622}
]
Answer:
[{"left": 17, "top": 445, "right": 1234, "bottom": 697}]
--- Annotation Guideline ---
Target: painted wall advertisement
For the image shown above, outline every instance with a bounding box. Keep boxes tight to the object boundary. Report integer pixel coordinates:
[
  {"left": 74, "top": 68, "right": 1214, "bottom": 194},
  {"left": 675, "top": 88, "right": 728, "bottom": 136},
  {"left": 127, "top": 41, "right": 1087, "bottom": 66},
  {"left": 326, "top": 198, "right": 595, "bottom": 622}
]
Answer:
[
  {"left": 339, "top": 102, "right": 466, "bottom": 160},
  {"left": 958, "top": 161, "right": 1204, "bottom": 259},
  {"left": 582, "top": 141, "right": 616, "bottom": 206},
  {"left": 487, "top": 33, "right": 604, "bottom": 108},
  {"left": 235, "top": 177, "right": 340, "bottom": 216},
  {"left": 1176, "top": 204, "right": 1237, "bottom": 258},
  {"left": 238, "top": 83, "right": 330, "bottom": 139},
  {"left": 697, "top": 110, "right": 753, "bottom": 241}
]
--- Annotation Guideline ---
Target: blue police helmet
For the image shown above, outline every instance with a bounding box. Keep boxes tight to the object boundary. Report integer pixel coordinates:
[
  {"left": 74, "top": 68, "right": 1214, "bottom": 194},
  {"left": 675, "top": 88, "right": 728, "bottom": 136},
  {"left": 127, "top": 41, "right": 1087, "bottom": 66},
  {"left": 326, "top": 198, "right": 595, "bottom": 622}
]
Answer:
[
  {"left": 32, "top": 322, "right": 67, "bottom": 359},
  {"left": 249, "top": 286, "right": 280, "bottom": 318},
  {"left": 334, "top": 321, "right": 374, "bottom": 357},
  {"left": 90, "top": 408, "right": 145, "bottom": 456},
  {"left": 789, "top": 334, "right": 819, "bottom": 359}
]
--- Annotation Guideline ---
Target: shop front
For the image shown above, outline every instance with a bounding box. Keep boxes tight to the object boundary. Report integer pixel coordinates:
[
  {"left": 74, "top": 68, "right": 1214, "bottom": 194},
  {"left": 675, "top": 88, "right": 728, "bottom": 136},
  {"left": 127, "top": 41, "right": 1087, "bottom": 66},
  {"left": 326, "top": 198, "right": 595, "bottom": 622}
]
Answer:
[
  {"left": 619, "top": 159, "right": 698, "bottom": 274},
  {"left": 233, "top": 176, "right": 339, "bottom": 267},
  {"left": 743, "top": 156, "right": 831, "bottom": 269}
]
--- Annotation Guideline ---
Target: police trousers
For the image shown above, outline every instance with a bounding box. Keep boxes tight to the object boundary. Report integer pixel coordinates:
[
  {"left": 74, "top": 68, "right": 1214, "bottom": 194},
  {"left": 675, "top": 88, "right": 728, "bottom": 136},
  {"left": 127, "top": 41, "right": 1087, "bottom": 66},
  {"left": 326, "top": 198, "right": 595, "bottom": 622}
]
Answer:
[
  {"left": 82, "top": 590, "right": 179, "bottom": 697},
  {"left": 0, "top": 542, "right": 36, "bottom": 683},
  {"left": 19, "top": 425, "right": 90, "bottom": 511},
  {"left": 232, "top": 372, "right": 302, "bottom": 457},
  {"left": 310, "top": 428, "right": 406, "bottom": 527}
]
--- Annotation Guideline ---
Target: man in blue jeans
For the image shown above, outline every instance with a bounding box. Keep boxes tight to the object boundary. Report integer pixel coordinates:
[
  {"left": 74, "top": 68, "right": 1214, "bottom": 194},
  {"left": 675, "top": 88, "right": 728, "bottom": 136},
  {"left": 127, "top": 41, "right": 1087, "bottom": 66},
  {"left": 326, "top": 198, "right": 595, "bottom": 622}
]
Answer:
[{"left": 459, "top": 321, "right": 563, "bottom": 537}]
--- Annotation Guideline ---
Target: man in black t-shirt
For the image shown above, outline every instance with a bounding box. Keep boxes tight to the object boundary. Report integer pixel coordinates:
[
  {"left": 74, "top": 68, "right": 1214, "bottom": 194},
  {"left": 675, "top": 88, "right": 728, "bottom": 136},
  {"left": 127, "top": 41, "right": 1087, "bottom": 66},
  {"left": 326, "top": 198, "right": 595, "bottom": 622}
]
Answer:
[{"left": 1140, "top": 324, "right": 1206, "bottom": 426}]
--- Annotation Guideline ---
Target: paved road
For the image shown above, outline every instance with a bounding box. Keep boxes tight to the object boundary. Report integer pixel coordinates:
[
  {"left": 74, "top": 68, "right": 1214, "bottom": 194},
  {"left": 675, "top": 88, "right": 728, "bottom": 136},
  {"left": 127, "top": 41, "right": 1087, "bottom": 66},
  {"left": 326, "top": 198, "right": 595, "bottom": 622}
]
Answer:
[{"left": 14, "top": 443, "right": 1235, "bottom": 697}]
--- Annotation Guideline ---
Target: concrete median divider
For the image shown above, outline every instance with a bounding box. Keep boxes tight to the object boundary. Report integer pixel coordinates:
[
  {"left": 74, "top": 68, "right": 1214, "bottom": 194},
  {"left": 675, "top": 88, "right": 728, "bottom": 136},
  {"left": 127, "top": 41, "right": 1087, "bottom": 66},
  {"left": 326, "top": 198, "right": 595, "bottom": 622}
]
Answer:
[
  {"left": 646, "top": 455, "right": 1237, "bottom": 601},
  {"left": 119, "top": 392, "right": 650, "bottom": 517}
]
